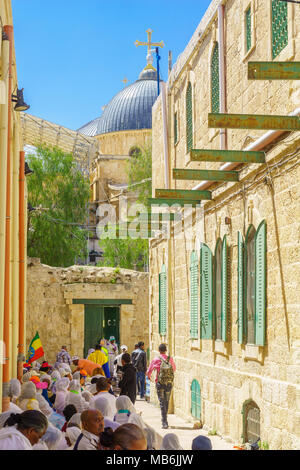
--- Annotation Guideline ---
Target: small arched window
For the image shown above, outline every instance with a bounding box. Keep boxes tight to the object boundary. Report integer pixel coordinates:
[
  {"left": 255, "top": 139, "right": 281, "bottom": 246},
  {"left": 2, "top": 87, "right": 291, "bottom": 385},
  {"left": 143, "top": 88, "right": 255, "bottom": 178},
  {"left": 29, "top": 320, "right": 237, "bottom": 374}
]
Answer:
[
  {"left": 186, "top": 82, "right": 193, "bottom": 153},
  {"left": 211, "top": 43, "right": 220, "bottom": 114},
  {"left": 243, "top": 400, "right": 260, "bottom": 444},
  {"left": 272, "top": 0, "right": 288, "bottom": 59}
]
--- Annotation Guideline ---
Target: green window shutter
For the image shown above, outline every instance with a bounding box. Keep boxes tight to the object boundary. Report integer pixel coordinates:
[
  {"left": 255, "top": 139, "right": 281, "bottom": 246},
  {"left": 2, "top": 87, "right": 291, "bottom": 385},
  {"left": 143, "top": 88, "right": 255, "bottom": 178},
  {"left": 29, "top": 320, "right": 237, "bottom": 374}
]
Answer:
[
  {"left": 191, "top": 379, "right": 201, "bottom": 420},
  {"left": 174, "top": 112, "right": 178, "bottom": 145},
  {"left": 221, "top": 235, "right": 228, "bottom": 342},
  {"left": 200, "top": 244, "right": 213, "bottom": 339},
  {"left": 159, "top": 265, "right": 167, "bottom": 336},
  {"left": 272, "top": 0, "right": 288, "bottom": 59},
  {"left": 237, "top": 232, "right": 244, "bottom": 344},
  {"left": 211, "top": 43, "right": 220, "bottom": 114},
  {"left": 190, "top": 251, "right": 199, "bottom": 339},
  {"left": 246, "top": 7, "right": 251, "bottom": 52},
  {"left": 186, "top": 82, "right": 193, "bottom": 153},
  {"left": 255, "top": 221, "right": 267, "bottom": 346}
]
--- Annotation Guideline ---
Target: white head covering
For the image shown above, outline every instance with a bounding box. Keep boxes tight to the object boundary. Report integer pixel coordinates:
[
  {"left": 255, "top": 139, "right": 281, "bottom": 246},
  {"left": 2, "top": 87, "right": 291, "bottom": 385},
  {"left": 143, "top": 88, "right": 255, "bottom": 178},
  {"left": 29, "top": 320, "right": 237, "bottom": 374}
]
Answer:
[
  {"left": 68, "top": 380, "right": 81, "bottom": 393},
  {"left": 86, "top": 349, "right": 95, "bottom": 358},
  {"left": 68, "top": 413, "right": 81, "bottom": 428},
  {"left": 56, "top": 378, "right": 70, "bottom": 392},
  {"left": 145, "top": 427, "right": 158, "bottom": 450},
  {"left": 60, "top": 363, "right": 72, "bottom": 373},
  {"left": 120, "top": 345, "right": 128, "bottom": 352},
  {"left": 93, "top": 396, "right": 110, "bottom": 417},
  {"left": 65, "top": 380, "right": 88, "bottom": 413},
  {"left": 72, "top": 356, "right": 79, "bottom": 362},
  {"left": 22, "top": 371, "right": 34, "bottom": 383},
  {"left": 19, "top": 382, "right": 37, "bottom": 400},
  {"left": 40, "top": 424, "right": 63, "bottom": 450},
  {"left": 51, "top": 370, "right": 61, "bottom": 382},
  {"left": 8, "top": 379, "right": 21, "bottom": 400},
  {"left": 160, "top": 433, "right": 183, "bottom": 450},
  {"left": 115, "top": 395, "right": 136, "bottom": 413},
  {"left": 65, "top": 426, "right": 81, "bottom": 445},
  {"left": 59, "top": 368, "right": 69, "bottom": 378},
  {"left": 72, "top": 371, "right": 81, "bottom": 381},
  {"left": 81, "top": 390, "right": 93, "bottom": 403}
]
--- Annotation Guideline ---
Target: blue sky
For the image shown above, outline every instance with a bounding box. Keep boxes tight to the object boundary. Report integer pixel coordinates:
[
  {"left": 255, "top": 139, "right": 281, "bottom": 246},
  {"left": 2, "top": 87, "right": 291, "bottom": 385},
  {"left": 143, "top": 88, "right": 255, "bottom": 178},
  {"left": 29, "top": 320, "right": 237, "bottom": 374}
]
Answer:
[{"left": 12, "top": 0, "right": 212, "bottom": 130}]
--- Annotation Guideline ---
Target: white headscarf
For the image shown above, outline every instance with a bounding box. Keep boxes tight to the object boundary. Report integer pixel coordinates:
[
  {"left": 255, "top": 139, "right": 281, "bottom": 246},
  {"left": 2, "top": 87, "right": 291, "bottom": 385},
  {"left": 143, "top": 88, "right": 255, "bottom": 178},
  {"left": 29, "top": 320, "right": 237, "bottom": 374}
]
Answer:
[
  {"left": 59, "top": 368, "right": 69, "bottom": 378},
  {"left": 93, "top": 396, "right": 110, "bottom": 417},
  {"left": 81, "top": 390, "right": 93, "bottom": 403},
  {"left": 72, "top": 371, "right": 81, "bottom": 381},
  {"left": 65, "top": 426, "right": 81, "bottom": 445},
  {"left": 65, "top": 380, "right": 88, "bottom": 414},
  {"left": 145, "top": 427, "right": 158, "bottom": 450},
  {"left": 56, "top": 378, "right": 70, "bottom": 392},
  {"left": 8, "top": 379, "right": 21, "bottom": 400},
  {"left": 22, "top": 371, "right": 34, "bottom": 383},
  {"left": 114, "top": 396, "right": 145, "bottom": 429},
  {"left": 68, "top": 413, "right": 81, "bottom": 428},
  {"left": 18, "top": 382, "right": 37, "bottom": 400},
  {"left": 86, "top": 348, "right": 95, "bottom": 359},
  {"left": 60, "top": 363, "right": 72, "bottom": 373},
  {"left": 40, "top": 424, "right": 63, "bottom": 450},
  {"left": 115, "top": 395, "right": 136, "bottom": 413},
  {"left": 51, "top": 370, "right": 61, "bottom": 381},
  {"left": 160, "top": 433, "right": 183, "bottom": 450}
]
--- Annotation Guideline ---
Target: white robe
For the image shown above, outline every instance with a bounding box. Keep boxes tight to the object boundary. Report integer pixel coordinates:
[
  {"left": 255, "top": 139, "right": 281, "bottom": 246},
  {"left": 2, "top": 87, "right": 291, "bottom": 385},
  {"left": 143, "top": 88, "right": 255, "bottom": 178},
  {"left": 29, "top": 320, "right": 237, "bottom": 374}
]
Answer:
[{"left": 0, "top": 426, "right": 32, "bottom": 450}]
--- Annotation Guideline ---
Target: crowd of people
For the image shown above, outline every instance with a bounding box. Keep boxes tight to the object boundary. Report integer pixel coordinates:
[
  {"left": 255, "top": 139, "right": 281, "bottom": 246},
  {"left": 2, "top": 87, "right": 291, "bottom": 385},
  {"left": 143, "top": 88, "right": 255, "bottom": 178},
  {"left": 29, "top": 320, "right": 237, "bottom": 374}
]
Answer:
[{"left": 0, "top": 339, "right": 213, "bottom": 451}]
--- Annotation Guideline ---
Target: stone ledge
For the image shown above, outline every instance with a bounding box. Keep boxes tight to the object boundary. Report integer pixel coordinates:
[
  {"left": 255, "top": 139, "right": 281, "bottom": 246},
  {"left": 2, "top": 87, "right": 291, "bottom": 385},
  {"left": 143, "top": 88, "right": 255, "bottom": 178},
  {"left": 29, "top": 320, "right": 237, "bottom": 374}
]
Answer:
[{"left": 242, "top": 344, "right": 263, "bottom": 362}]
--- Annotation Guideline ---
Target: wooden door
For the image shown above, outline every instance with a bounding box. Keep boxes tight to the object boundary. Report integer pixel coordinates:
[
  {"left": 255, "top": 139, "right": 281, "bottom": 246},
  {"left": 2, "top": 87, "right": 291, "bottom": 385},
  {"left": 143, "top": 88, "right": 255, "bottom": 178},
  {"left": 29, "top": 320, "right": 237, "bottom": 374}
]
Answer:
[{"left": 84, "top": 305, "right": 104, "bottom": 358}]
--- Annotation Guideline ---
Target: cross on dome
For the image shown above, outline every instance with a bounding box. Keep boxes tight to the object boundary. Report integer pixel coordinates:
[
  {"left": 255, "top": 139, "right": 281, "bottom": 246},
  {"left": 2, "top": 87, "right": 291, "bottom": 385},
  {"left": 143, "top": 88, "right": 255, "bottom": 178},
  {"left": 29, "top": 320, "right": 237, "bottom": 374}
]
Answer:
[{"left": 135, "top": 29, "right": 164, "bottom": 70}]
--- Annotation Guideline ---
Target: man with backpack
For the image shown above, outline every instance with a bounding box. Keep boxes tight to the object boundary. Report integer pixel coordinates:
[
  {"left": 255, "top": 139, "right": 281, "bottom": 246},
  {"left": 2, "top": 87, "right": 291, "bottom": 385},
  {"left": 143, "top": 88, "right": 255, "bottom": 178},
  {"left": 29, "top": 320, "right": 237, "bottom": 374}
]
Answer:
[{"left": 147, "top": 343, "right": 176, "bottom": 429}]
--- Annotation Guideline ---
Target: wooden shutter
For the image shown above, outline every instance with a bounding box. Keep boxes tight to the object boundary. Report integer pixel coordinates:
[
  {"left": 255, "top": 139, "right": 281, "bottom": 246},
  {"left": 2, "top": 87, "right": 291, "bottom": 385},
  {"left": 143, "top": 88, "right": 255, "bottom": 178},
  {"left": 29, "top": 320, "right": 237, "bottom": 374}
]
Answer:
[
  {"left": 190, "top": 251, "right": 199, "bottom": 339},
  {"left": 221, "top": 235, "right": 228, "bottom": 342},
  {"left": 200, "top": 244, "right": 213, "bottom": 339},
  {"left": 186, "top": 82, "right": 193, "bottom": 153},
  {"left": 191, "top": 379, "right": 201, "bottom": 420},
  {"left": 159, "top": 265, "right": 167, "bottom": 336},
  {"left": 237, "top": 232, "right": 244, "bottom": 344},
  {"left": 255, "top": 221, "right": 266, "bottom": 346}
]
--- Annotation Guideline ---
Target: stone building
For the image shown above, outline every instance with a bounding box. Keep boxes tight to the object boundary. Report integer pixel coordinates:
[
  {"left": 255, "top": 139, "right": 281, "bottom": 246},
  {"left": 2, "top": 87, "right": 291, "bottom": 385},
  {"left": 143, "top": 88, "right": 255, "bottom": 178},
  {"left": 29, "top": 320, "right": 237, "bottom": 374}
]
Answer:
[
  {"left": 26, "top": 258, "right": 149, "bottom": 364},
  {"left": 0, "top": 0, "right": 28, "bottom": 411},
  {"left": 149, "top": 0, "right": 300, "bottom": 450}
]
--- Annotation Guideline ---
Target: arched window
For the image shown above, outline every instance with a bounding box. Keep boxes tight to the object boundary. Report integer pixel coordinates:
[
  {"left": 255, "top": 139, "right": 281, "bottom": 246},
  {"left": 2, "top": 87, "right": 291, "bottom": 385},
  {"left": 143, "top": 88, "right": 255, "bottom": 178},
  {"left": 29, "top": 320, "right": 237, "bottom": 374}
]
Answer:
[
  {"left": 243, "top": 400, "right": 260, "bottom": 444},
  {"left": 191, "top": 380, "right": 201, "bottom": 420},
  {"left": 186, "top": 82, "right": 193, "bottom": 153},
  {"left": 159, "top": 264, "right": 167, "bottom": 336},
  {"left": 211, "top": 43, "right": 220, "bottom": 114},
  {"left": 272, "top": 0, "right": 288, "bottom": 59},
  {"left": 129, "top": 146, "right": 141, "bottom": 157},
  {"left": 190, "top": 251, "right": 199, "bottom": 339}
]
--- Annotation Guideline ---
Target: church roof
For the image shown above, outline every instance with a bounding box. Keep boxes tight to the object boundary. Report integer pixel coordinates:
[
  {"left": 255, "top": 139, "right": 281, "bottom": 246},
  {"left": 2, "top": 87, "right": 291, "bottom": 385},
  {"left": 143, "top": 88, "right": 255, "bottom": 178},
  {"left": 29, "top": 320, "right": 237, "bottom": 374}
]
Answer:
[{"left": 78, "top": 68, "right": 161, "bottom": 137}]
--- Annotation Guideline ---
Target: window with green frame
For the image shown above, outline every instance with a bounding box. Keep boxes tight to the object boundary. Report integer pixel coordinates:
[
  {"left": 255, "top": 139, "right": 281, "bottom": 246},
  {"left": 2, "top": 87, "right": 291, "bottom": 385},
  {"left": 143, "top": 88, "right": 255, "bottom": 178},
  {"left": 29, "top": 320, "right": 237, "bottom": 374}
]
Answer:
[
  {"left": 237, "top": 221, "right": 266, "bottom": 346},
  {"left": 191, "top": 379, "right": 201, "bottom": 420},
  {"left": 174, "top": 112, "right": 178, "bottom": 145},
  {"left": 272, "top": 0, "right": 288, "bottom": 59},
  {"left": 211, "top": 43, "right": 220, "bottom": 114},
  {"left": 245, "top": 6, "right": 251, "bottom": 52},
  {"left": 201, "top": 237, "right": 228, "bottom": 341},
  {"left": 186, "top": 82, "right": 193, "bottom": 153},
  {"left": 159, "top": 264, "right": 167, "bottom": 336},
  {"left": 190, "top": 251, "right": 199, "bottom": 339}
]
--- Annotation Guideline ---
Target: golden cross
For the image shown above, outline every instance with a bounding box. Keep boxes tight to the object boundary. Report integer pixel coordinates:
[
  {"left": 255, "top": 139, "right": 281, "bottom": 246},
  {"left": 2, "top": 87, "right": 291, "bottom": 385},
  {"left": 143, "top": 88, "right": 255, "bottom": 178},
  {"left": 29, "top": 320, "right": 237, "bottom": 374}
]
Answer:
[
  {"left": 135, "top": 29, "right": 164, "bottom": 55},
  {"left": 122, "top": 77, "right": 129, "bottom": 86}
]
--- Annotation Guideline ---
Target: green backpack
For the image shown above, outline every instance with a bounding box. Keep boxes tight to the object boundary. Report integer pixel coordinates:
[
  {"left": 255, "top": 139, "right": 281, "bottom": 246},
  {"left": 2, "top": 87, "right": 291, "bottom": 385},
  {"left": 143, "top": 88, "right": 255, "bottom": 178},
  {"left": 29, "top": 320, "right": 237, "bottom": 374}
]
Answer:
[{"left": 157, "top": 356, "right": 174, "bottom": 385}]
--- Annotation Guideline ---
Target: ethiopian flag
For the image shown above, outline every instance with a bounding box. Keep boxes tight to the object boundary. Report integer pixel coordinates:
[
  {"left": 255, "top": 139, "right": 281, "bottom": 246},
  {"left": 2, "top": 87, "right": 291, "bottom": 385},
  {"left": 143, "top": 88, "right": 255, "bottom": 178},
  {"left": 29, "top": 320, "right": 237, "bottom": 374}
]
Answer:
[{"left": 27, "top": 332, "right": 44, "bottom": 364}]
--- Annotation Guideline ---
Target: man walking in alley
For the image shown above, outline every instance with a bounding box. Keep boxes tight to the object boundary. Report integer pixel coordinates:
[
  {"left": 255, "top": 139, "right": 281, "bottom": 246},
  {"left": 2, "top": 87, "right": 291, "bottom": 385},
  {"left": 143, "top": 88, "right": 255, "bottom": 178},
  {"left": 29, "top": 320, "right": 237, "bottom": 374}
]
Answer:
[
  {"left": 132, "top": 342, "right": 147, "bottom": 400},
  {"left": 147, "top": 344, "right": 176, "bottom": 429}
]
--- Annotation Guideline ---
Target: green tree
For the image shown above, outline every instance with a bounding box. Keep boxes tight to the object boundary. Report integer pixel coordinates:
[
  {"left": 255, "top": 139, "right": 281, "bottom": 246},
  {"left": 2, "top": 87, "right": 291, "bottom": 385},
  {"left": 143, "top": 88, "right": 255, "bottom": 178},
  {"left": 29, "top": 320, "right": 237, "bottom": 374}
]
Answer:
[
  {"left": 27, "top": 145, "right": 90, "bottom": 267},
  {"left": 98, "top": 145, "right": 152, "bottom": 271}
]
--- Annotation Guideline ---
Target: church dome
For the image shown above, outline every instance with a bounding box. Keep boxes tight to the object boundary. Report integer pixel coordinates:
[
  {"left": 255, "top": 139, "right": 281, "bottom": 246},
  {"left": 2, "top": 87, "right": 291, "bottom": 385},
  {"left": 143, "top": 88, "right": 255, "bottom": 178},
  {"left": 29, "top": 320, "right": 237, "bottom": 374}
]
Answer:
[{"left": 78, "top": 67, "right": 161, "bottom": 137}]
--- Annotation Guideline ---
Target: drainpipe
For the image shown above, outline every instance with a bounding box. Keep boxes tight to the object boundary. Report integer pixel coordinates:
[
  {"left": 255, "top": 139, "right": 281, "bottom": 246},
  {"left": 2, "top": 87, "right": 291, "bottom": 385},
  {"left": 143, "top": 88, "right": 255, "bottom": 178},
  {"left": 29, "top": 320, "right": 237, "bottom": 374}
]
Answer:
[
  {"left": 192, "top": 107, "right": 300, "bottom": 192},
  {"left": 17, "top": 151, "right": 26, "bottom": 382},
  {"left": 218, "top": 3, "right": 227, "bottom": 150},
  {"left": 0, "top": 30, "right": 9, "bottom": 413},
  {"left": 2, "top": 25, "right": 13, "bottom": 412},
  {"left": 161, "top": 82, "right": 170, "bottom": 189},
  {"left": 11, "top": 125, "right": 20, "bottom": 379}
]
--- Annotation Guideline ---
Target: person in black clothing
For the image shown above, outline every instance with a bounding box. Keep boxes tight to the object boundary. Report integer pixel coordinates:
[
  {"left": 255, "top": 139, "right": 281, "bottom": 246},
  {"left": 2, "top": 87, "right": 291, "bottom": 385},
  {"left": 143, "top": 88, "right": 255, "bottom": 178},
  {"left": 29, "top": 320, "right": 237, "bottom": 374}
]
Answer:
[
  {"left": 119, "top": 353, "right": 137, "bottom": 405},
  {"left": 132, "top": 341, "right": 147, "bottom": 400}
]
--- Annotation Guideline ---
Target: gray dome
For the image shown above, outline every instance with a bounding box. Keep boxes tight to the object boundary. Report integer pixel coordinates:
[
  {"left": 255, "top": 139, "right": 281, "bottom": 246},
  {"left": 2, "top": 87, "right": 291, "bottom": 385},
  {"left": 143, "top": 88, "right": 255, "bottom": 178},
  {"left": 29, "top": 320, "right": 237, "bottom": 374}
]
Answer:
[{"left": 78, "top": 67, "right": 161, "bottom": 137}]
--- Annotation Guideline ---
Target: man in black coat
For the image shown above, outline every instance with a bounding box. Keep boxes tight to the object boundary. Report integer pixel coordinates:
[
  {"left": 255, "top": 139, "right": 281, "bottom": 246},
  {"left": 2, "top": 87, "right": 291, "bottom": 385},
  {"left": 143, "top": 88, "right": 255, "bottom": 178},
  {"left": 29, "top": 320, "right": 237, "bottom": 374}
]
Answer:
[
  {"left": 119, "top": 353, "right": 137, "bottom": 405},
  {"left": 132, "top": 341, "right": 147, "bottom": 400}
]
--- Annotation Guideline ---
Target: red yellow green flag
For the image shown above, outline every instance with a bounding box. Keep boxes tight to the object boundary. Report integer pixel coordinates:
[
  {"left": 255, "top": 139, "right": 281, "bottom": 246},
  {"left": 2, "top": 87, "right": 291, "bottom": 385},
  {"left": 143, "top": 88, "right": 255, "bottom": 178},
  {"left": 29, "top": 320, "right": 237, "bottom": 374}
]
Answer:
[{"left": 27, "top": 331, "right": 44, "bottom": 364}]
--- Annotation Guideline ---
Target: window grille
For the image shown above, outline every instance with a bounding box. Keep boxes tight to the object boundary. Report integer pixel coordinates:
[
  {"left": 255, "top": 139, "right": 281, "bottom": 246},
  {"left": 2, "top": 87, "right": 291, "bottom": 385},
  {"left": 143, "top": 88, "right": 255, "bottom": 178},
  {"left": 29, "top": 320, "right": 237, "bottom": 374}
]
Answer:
[
  {"left": 211, "top": 43, "right": 220, "bottom": 114},
  {"left": 174, "top": 112, "right": 178, "bottom": 145},
  {"left": 186, "top": 82, "right": 193, "bottom": 153},
  {"left": 246, "top": 7, "right": 252, "bottom": 52},
  {"left": 272, "top": 0, "right": 288, "bottom": 59}
]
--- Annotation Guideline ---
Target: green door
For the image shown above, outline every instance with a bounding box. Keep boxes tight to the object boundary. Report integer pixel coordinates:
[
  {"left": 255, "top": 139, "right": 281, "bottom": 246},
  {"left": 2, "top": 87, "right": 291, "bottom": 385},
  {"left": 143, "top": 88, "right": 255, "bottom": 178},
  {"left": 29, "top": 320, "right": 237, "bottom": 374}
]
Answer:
[
  {"left": 103, "top": 306, "right": 120, "bottom": 345},
  {"left": 84, "top": 305, "right": 104, "bottom": 358},
  {"left": 191, "top": 379, "right": 201, "bottom": 420}
]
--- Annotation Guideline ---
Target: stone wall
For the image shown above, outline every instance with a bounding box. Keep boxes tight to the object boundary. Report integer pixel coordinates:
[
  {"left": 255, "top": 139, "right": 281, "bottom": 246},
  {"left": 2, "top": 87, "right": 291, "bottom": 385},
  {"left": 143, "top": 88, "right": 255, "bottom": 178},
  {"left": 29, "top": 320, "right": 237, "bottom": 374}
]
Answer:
[
  {"left": 149, "top": 0, "right": 300, "bottom": 450},
  {"left": 26, "top": 259, "right": 149, "bottom": 364}
]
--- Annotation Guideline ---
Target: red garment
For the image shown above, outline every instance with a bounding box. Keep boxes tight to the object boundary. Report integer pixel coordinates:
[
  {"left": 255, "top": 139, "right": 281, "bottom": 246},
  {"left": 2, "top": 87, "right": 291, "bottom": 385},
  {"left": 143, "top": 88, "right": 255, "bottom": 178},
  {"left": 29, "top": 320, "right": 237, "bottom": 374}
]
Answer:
[
  {"left": 147, "top": 354, "right": 176, "bottom": 383},
  {"left": 61, "top": 422, "right": 67, "bottom": 433}
]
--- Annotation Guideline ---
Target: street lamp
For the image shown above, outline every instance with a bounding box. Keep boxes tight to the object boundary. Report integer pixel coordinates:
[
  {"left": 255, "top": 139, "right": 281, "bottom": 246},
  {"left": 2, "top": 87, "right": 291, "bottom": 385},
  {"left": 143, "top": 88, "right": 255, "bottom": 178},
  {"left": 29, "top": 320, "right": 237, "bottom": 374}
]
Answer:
[{"left": 11, "top": 88, "right": 30, "bottom": 112}]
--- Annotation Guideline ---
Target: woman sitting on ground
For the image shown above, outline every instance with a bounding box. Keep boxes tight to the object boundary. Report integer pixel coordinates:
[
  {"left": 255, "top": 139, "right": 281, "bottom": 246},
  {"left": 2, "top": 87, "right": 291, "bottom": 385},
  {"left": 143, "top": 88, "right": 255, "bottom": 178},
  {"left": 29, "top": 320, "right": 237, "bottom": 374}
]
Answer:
[
  {"left": 93, "top": 396, "right": 120, "bottom": 431},
  {"left": 100, "top": 423, "right": 147, "bottom": 450},
  {"left": 160, "top": 433, "right": 184, "bottom": 450},
  {"left": 113, "top": 395, "right": 145, "bottom": 429},
  {"left": 61, "top": 404, "right": 77, "bottom": 432},
  {"left": 16, "top": 382, "right": 41, "bottom": 412},
  {"left": 53, "top": 378, "right": 70, "bottom": 415},
  {"left": 65, "top": 380, "right": 89, "bottom": 414},
  {"left": 0, "top": 410, "right": 48, "bottom": 450}
]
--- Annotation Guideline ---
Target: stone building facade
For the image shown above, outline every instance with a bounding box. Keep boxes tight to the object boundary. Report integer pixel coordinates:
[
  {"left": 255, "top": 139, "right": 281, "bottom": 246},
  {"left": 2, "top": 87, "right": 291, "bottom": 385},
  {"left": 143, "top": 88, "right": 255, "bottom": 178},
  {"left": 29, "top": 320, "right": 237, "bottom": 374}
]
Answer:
[
  {"left": 26, "top": 258, "right": 149, "bottom": 364},
  {"left": 149, "top": 0, "right": 300, "bottom": 450}
]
